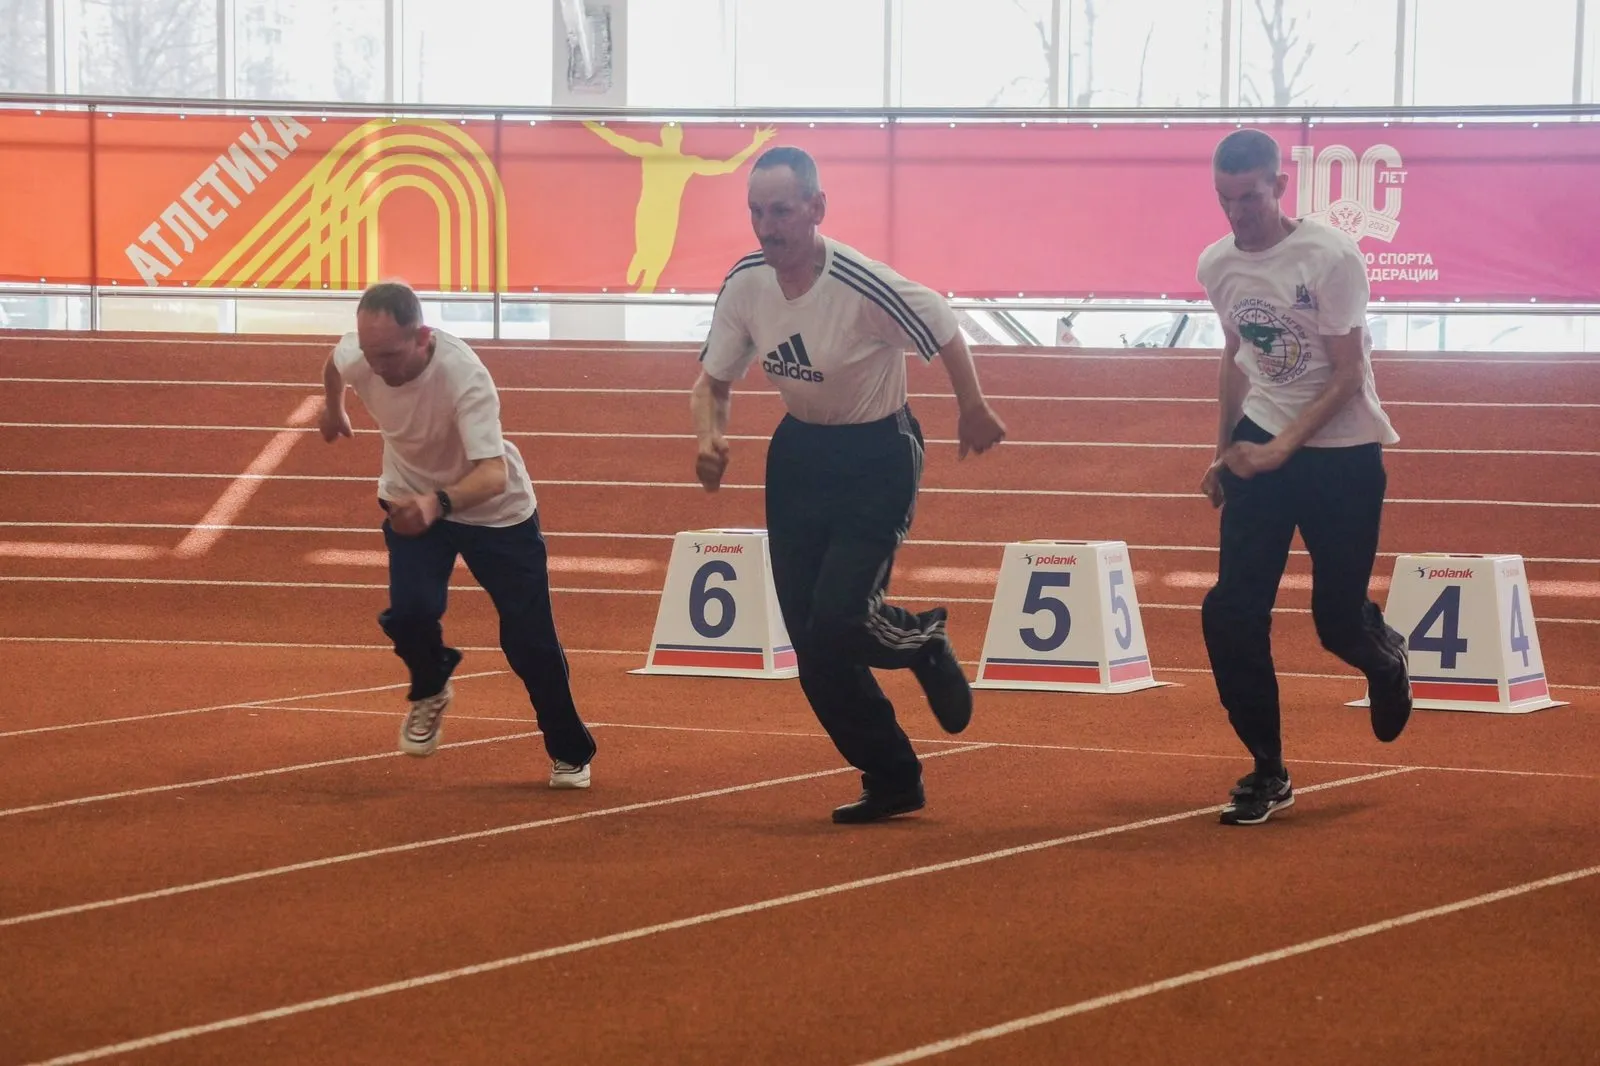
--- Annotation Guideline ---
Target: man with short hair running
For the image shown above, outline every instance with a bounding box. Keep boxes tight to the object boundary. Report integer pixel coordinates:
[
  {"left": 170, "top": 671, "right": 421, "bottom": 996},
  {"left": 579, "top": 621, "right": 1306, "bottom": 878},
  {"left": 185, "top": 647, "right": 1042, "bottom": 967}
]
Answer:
[
  {"left": 1197, "top": 128, "right": 1413, "bottom": 826},
  {"left": 320, "top": 281, "right": 599, "bottom": 790},
  {"left": 690, "top": 145, "right": 1007, "bottom": 824}
]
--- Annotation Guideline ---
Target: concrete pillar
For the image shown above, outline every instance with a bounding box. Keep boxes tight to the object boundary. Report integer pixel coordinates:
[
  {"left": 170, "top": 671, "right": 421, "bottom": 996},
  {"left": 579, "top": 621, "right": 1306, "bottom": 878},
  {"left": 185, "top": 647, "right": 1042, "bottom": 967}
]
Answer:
[{"left": 549, "top": 0, "right": 628, "bottom": 342}]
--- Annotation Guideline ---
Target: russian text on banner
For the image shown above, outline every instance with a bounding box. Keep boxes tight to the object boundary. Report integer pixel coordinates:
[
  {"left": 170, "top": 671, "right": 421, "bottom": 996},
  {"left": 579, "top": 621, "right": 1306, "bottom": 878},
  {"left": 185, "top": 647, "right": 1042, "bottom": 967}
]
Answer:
[{"left": 632, "top": 528, "right": 797, "bottom": 680}]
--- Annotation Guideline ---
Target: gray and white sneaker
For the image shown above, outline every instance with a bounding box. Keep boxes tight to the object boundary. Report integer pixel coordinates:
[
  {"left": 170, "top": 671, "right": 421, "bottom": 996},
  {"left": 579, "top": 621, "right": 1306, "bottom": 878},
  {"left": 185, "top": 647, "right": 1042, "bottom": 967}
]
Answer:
[
  {"left": 399, "top": 681, "right": 453, "bottom": 757},
  {"left": 549, "top": 760, "right": 591, "bottom": 789}
]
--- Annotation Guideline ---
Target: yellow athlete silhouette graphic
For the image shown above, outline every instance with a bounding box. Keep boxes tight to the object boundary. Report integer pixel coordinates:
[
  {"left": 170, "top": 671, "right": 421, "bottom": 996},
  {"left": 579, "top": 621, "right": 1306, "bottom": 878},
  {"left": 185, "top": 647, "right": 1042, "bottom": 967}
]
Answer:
[{"left": 585, "top": 121, "right": 776, "bottom": 293}]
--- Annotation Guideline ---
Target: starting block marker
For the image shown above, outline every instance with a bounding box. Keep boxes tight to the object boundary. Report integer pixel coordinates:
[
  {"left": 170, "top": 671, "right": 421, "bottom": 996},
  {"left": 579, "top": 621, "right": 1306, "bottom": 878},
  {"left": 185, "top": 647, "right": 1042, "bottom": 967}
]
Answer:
[
  {"left": 632, "top": 528, "right": 797, "bottom": 679},
  {"left": 1349, "top": 553, "right": 1565, "bottom": 714},
  {"left": 972, "top": 540, "right": 1170, "bottom": 694}
]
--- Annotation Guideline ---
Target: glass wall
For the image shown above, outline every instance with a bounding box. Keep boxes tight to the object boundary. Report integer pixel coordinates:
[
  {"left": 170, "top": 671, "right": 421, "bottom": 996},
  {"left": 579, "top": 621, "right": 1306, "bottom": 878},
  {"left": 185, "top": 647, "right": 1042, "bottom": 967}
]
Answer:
[
  {"left": 1407, "top": 0, "right": 1579, "bottom": 105},
  {"left": 0, "top": 0, "right": 49, "bottom": 93},
  {"left": 1, "top": 0, "right": 1595, "bottom": 350},
  {"left": 234, "top": 0, "right": 383, "bottom": 103}
]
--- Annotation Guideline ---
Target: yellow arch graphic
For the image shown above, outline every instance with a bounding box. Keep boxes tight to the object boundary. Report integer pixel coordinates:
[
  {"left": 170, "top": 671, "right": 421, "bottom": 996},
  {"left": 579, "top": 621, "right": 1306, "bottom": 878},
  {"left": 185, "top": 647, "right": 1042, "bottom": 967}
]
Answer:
[{"left": 201, "top": 118, "right": 509, "bottom": 292}]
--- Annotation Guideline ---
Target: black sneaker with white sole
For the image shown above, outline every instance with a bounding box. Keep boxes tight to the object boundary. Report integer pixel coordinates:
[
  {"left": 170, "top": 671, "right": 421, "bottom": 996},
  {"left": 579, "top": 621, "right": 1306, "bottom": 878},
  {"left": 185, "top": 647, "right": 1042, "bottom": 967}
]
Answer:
[
  {"left": 1220, "top": 770, "right": 1294, "bottom": 826},
  {"left": 910, "top": 609, "right": 972, "bottom": 734}
]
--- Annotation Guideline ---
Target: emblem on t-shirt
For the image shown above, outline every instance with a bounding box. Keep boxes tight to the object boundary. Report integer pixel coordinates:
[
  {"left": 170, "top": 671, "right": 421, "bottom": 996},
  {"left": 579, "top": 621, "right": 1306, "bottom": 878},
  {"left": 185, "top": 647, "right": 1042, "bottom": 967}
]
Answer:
[
  {"left": 1293, "top": 283, "right": 1316, "bottom": 310},
  {"left": 1234, "top": 299, "right": 1309, "bottom": 383},
  {"left": 761, "top": 333, "right": 825, "bottom": 383}
]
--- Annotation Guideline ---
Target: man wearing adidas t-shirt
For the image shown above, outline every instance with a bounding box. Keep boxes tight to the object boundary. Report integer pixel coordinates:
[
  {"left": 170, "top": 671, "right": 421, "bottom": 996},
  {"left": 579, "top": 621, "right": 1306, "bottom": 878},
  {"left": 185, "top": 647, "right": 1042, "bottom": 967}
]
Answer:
[
  {"left": 318, "top": 281, "right": 598, "bottom": 790},
  {"left": 1196, "top": 129, "right": 1413, "bottom": 826},
  {"left": 690, "top": 145, "right": 1008, "bottom": 825}
]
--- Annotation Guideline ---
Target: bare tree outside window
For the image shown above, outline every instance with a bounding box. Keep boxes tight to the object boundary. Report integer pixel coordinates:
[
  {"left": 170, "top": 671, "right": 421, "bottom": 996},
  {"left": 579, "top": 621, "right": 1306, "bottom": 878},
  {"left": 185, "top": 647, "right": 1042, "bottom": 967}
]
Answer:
[
  {"left": 0, "top": 0, "right": 49, "bottom": 92},
  {"left": 1236, "top": 0, "right": 1396, "bottom": 107},
  {"left": 235, "top": 1, "right": 382, "bottom": 103},
  {"left": 1070, "top": 0, "right": 1219, "bottom": 108},
  {"left": 984, "top": 0, "right": 1051, "bottom": 106},
  {"left": 1239, "top": 0, "right": 1326, "bottom": 105},
  {"left": 79, "top": 0, "right": 218, "bottom": 98}
]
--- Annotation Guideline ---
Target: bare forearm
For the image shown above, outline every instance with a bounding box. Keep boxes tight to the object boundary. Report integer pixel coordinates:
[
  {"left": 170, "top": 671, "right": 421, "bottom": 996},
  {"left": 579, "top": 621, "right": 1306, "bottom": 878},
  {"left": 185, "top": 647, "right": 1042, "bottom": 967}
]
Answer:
[
  {"left": 691, "top": 373, "right": 731, "bottom": 443},
  {"left": 1215, "top": 349, "right": 1247, "bottom": 456},
  {"left": 1269, "top": 367, "right": 1363, "bottom": 453},
  {"left": 441, "top": 457, "right": 507, "bottom": 512},
  {"left": 938, "top": 334, "right": 987, "bottom": 411},
  {"left": 323, "top": 356, "right": 345, "bottom": 410}
]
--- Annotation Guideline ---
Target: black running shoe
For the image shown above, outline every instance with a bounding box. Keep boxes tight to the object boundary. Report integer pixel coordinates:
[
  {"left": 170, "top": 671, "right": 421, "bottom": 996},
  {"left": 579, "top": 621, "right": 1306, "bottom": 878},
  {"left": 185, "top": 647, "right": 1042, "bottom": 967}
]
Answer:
[
  {"left": 911, "top": 610, "right": 972, "bottom": 734},
  {"left": 1220, "top": 770, "right": 1294, "bottom": 826},
  {"left": 1367, "top": 625, "right": 1413, "bottom": 743},
  {"left": 832, "top": 782, "right": 926, "bottom": 824}
]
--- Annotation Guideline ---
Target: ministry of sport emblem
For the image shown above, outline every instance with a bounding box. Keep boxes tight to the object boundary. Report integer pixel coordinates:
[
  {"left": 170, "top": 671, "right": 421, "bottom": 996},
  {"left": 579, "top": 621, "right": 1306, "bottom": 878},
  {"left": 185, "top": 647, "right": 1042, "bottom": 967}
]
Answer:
[{"left": 1290, "top": 142, "right": 1405, "bottom": 243}]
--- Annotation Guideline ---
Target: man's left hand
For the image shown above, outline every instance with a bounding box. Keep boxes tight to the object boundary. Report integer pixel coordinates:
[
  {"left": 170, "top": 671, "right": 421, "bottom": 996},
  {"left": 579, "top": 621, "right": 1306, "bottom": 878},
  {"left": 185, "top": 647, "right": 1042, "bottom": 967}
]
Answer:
[
  {"left": 388, "top": 492, "right": 442, "bottom": 536},
  {"left": 1220, "top": 440, "right": 1290, "bottom": 479},
  {"left": 957, "top": 402, "right": 1007, "bottom": 459}
]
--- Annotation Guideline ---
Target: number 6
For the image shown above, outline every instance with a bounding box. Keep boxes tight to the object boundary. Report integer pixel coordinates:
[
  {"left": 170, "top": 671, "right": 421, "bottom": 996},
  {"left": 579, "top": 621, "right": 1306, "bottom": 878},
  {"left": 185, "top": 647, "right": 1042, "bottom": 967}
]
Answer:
[{"left": 690, "top": 560, "right": 736, "bottom": 638}]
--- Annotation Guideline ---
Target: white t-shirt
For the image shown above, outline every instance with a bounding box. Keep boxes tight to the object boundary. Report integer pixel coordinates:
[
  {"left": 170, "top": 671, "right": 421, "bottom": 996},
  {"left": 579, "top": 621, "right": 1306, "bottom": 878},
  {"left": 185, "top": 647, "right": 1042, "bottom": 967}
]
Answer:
[
  {"left": 698, "top": 236, "right": 960, "bottom": 425},
  {"left": 332, "top": 328, "right": 536, "bottom": 527},
  {"left": 1196, "top": 217, "right": 1399, "bottom": 448}
]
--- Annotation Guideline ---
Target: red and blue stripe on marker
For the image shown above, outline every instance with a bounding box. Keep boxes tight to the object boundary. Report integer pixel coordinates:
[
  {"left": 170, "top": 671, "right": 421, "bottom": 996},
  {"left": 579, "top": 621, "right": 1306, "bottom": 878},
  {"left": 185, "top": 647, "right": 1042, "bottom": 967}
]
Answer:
[
  {"left": 1411, "top": 672, "right": 1550, "bottom": 703},
  {"left": 979, "top": 655, "right": 1153, "bottom": 685},
  {"left": 650, "top": 643, "right": 797, "bottom": 670}
]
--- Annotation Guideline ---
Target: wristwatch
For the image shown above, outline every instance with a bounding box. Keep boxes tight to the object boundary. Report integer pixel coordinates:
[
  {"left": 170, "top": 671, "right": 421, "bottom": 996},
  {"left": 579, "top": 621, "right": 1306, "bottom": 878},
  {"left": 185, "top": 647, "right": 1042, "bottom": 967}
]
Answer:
[{"left": 435, "top": 489, "right": 453, "bottom": 517}]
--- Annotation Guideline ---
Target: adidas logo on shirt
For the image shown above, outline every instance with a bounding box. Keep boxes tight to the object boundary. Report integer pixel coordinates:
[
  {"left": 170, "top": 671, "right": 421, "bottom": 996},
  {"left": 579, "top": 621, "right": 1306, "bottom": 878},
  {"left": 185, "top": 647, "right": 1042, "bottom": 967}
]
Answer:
[{"left": 761, "top": 333, "right": 825, "bottom": 383}]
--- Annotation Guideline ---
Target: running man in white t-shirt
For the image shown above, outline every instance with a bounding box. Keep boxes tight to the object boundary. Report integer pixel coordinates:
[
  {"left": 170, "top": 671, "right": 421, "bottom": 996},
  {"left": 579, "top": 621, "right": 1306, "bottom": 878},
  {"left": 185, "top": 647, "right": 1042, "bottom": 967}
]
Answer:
[
  {"left": 690, "top": 146, "right": 1007, "bottom": 825},
  {"left": 318, "top": 282, "right": 598, "bottom": 789},
  {"left": 1196, "top": 129, "right": 1413, "bottom": 826}
]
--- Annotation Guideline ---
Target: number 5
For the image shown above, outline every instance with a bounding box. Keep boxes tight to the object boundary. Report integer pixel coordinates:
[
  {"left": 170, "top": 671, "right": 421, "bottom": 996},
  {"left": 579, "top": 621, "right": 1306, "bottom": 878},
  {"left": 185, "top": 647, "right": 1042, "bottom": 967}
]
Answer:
[
  {"left": 1020, "top": 571, "right": 1072, "bottom": 652},
  {"left": 1109, "top": 569, "right": 1133, "bottom": 650}
]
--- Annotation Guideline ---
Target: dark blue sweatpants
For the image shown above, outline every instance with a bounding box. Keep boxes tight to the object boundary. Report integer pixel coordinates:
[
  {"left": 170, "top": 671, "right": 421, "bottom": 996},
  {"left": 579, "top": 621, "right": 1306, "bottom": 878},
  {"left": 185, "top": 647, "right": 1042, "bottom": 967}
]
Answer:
[{"left": 379, "top": 505, "right": 597, "bottom": 767}]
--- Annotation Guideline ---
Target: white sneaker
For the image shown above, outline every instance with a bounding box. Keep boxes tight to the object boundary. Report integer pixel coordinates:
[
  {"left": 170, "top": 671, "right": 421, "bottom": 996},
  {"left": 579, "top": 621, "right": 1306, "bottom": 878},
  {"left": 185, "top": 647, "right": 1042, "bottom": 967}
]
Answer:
[
  {"left": 399, "top": 682, "right": 453, "bottom": 757},
  {"left": 549, "top": 760, "right": 591, "bottom": 789}
]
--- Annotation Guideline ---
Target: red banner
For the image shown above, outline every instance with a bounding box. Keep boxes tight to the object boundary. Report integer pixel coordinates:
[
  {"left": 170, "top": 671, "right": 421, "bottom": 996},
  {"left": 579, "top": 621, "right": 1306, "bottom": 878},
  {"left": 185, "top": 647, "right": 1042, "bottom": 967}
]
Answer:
[{"left": 0, "top": 110, "right": 1595, "bottom": 303}]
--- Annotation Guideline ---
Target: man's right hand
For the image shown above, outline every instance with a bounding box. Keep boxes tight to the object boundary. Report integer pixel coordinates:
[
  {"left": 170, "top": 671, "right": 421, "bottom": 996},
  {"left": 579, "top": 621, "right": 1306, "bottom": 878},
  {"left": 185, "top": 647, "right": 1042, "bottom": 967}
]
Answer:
[
  {"left": 1200, "top": 458, "right": 1226, "bottom": 509},
  {"left": 696, "top": 435, "right": 730, "bottom": 492},
  {"left": 319, "top": 402, "right": 352, "bottom": 443}
]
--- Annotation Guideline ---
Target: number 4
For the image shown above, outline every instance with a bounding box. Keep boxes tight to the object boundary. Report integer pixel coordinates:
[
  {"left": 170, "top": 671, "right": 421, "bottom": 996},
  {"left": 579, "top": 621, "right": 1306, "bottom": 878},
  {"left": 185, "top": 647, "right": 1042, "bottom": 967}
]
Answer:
[
  {"left": 1409, "top": 584, "right": 1469, "bottom": 669},
  {"left": 1509, "top": 583, "right": 1531, "bottom": 667}
]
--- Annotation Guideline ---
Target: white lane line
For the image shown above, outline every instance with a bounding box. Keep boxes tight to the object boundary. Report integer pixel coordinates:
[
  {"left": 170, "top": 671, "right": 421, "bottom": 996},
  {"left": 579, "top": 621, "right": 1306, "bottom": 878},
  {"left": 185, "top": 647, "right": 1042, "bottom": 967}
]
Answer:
[
  {"left": 5, "top": 470, "right": 1594, "bottom": 510},
  {"left": 0, "top": 542, "right": 163, "bottom": 560},
  {"left": 0, "top": 671, "right": 508, "bottom": 739},
  {"left": 1148, "top": 663, "right": 1600, "bottom": 692},
  {"left": 3, "top": 637, "right": 1597, "bottom": 693},
  {"left": 0, "top": 715, "right": 968, "bottom": 818},
  {"left": 850, "top": 861, "right": 1600, "bottom": 1066},
  {"left": 0, "top": 576, "right": 657, "bottom": 593},
  {"left": 4, "top": 424, "right": 1593, "bottom": 458},
  {"left": 2, "top": 524, "right": 1594, "bottom": 567},
  {"left": 7, "top": 391, "right": 1598, "bottom": 407},
  {"left": 172, "top": 396, "right": 322, "bottom": 559},
  {"left": 0, "top": 730, "right": 543, "bottom": 819},
  {"left": 15, "top": 767, "right": 1410, "bottom": 1066},
  {"left": 0, "top": 745, "right": 996, "bottom": 932},
  {"left": 7, "top": 576, "right": 1595, "bottom": 625},
  {"left": 585, "top": 722, "right": 1600, "bottom": 781},
  {"left": 0, "top": 636, "right": 637, "bottom": 655}
]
